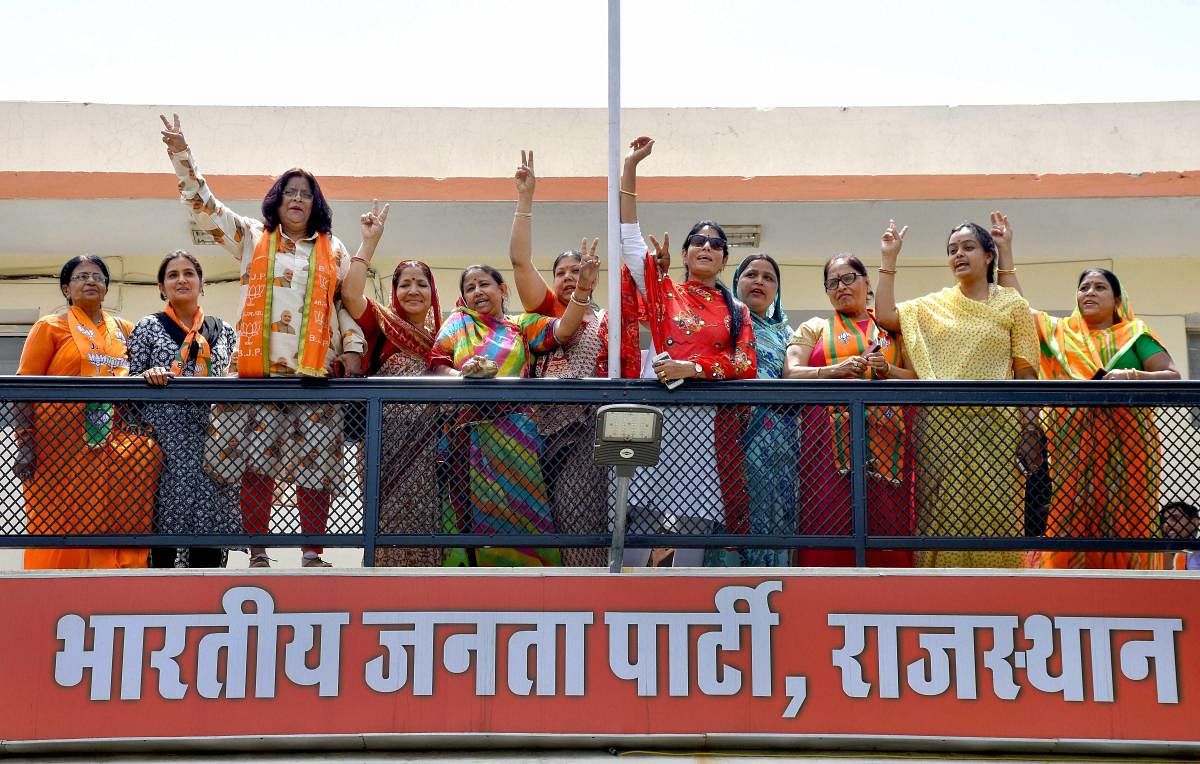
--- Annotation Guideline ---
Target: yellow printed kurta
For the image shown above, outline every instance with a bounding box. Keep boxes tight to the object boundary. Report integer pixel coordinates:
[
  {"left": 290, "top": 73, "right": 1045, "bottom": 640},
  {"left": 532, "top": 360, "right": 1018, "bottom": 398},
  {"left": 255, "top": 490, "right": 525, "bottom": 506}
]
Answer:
[{"left": 897, "top": 285, "right": 1038, "bottom": 568}]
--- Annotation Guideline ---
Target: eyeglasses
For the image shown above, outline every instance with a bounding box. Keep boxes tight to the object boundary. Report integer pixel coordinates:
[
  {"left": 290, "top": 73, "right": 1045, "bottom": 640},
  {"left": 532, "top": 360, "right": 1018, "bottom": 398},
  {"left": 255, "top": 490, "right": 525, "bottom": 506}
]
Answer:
[
  {"left": 70, "top": 273, "right": 108, "bottom": 284},
  {"left": 824, "top": 272, "right": 863, "bottom": 293},
  {"left": 282, "top": 188, "right": 314, "bottom": 201},
  {"left": 687, "top": 234, "right": 725, "bottom": 250}
]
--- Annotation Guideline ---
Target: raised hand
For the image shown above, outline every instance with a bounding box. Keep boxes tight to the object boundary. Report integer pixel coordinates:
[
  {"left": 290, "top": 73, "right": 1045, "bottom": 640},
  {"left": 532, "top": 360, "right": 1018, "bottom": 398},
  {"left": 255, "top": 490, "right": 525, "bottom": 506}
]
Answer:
[
  {"left": 990, "top": 210, "right": 1013, "bottom": 252},
  {"left": 577, "top": 238, "right": 600, "bottom": 294},
  {"left": 359, "top": 199, "right": 390, "bottom": 244},
  {"left": 515, "top": 150, "right": 536, "bottom": 199},
  {"left": 159, "top": 113, "right": 188, "bottom": 154},
  {"left": 648, "top": 232, "right": 671, "bottom": 274},
  {"left": 626, "top": 136, "right": 654, "bottom": 166},
  {"left": 881, "top": 219, "right": 908, "bottom": 262}
]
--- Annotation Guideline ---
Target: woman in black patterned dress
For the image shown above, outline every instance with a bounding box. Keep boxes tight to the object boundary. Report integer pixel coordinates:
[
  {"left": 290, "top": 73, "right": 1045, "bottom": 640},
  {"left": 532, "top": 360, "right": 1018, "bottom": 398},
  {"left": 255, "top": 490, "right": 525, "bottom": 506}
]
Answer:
[{"left": 128, "top": 250, "right": 240, "bottom": 567}]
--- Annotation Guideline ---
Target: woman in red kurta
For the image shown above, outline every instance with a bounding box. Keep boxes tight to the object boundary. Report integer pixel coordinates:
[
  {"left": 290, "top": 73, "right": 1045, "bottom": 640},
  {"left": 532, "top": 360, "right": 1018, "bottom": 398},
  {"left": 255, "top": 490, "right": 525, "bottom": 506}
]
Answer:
[{"left": 617, "top": 136, "right": 757, "bottom": 567}]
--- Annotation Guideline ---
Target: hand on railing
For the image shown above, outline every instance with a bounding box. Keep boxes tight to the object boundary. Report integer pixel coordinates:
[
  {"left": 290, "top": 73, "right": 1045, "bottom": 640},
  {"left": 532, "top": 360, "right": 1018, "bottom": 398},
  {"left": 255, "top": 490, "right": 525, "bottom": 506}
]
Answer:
[{"left": 142, "top": 367, "right": 175, "bottom": 387}]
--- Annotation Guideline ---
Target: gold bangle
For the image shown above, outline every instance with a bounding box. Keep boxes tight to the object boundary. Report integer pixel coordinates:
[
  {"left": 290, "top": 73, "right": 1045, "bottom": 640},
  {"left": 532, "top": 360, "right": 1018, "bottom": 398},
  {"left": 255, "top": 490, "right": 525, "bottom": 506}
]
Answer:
[
  {"left": 350, "top": 256, "right": 370, "bottom": 266},
  {"left": 571, "top": 293, "right": 592, "bottom": 307},
  {"left": 877, "top": 267, "right": 897, "bottom": 275},
  {"left": 620, "top": 189, "right": 637, "bottom": 197},
  {"left": 997, "top": 268, "right": 1017, "bottom": 275},
  {"left": 513, "top": 211, "right": 532, "bottom": 219}
]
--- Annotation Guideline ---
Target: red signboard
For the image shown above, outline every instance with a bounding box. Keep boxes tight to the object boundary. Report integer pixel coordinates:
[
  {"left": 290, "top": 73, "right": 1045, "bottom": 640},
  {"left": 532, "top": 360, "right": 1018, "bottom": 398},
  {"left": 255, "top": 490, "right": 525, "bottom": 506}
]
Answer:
[{"left": 1, "top": 571, "right": 1196, "bottom": 750}]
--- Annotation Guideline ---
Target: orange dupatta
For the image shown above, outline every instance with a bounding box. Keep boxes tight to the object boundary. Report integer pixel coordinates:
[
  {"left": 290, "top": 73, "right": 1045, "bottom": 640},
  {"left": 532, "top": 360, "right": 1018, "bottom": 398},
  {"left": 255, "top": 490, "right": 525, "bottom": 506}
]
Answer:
[
  {"left": 238, "top": 229, "right": 336, "bottom": 377},
  {"left": 1036, "top": 298, "right": 1165, "bottom": 570},
  {"left": 824, "top": 310, "right": 907, "bottom": 483},
  {"left": 164, "top": 303, "right": 213, "bottom": 376}
]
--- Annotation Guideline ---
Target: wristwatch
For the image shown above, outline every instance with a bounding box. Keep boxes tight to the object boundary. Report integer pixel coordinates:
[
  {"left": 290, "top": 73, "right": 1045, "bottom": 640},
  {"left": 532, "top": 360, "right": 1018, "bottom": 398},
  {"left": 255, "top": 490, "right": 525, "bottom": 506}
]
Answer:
[{"left": 692, "top": 362, "right": 703, "bottom": 378}]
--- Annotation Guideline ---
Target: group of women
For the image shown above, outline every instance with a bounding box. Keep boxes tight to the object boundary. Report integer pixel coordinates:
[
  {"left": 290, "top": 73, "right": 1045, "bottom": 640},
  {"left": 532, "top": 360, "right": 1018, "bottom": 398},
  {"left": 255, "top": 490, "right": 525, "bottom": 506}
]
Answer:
[{"left": 13, "top": 123, "right": 1180, "bottom": 570}]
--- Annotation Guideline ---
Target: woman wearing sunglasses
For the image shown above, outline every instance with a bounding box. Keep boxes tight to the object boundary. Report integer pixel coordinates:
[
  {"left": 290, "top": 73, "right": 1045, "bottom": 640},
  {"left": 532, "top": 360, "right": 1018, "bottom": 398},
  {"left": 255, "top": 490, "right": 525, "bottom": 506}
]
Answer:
[
  {"left": 785, "top": 253, "right": 915, "bottom": 567},
  {"left": 618, "top": 136, "right": 757, "bottom": 567}
]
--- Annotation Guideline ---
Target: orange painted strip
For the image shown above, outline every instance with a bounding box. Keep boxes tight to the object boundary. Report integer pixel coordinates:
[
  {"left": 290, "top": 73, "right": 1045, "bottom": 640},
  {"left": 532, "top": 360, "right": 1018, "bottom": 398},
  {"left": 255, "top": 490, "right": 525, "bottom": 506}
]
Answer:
[{"left": 1, "top": 170, "right": 1197, "bottom": 202}]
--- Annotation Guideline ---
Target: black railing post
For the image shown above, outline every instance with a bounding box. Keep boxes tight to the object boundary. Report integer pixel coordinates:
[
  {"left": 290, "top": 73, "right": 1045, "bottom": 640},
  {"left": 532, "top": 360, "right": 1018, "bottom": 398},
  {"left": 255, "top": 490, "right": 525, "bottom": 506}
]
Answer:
[
  {"left": 849, "top": 399, "right": 868, "bottom": 567},
  {"left": 361, "top": 395, "right": 384, "bottom": 567}
]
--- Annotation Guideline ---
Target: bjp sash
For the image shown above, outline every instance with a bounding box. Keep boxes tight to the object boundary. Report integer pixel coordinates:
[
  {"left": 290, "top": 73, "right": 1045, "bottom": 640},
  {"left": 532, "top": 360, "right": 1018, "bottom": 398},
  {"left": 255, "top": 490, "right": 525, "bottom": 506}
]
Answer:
[
  {"left": 238, "top": 230, "right": 336, "bottom": 378},
  {"left": 67, "top": 306, "right": 130, "bottom": 446},
  {"left": 825, "top": 311, "right": 907, "bottom": 483},
  {"left": 163, "top": 304, "right": 214, "bottom": 377}
]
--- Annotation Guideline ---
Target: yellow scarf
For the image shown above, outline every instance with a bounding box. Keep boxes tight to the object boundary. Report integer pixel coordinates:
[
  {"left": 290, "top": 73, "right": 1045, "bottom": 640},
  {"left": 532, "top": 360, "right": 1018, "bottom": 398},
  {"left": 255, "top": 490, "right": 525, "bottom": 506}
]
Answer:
[{"left": 238, "top": 229, "right": 336, "bottom": 377}]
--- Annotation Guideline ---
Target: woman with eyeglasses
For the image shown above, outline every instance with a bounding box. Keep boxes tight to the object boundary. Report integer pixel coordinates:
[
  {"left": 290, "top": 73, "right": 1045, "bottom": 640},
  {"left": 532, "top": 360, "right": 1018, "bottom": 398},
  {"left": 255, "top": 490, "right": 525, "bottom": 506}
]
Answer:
[
  {"left": 14, "top": 255, "right": 163, "bottom": 569},
  {"left": 159, "top": 113, "right": 367, "bottom": 569},
  {"left": 990, "top": 223, "right": 1178, "bottom": 569},
  {"left": 433, "top": 255, "right": 598, "bottom": 567},
  {"left": 873, "top": 215, "right": 1040, "bottom": 568},
  {"left": 619, "top": 136, "right": 757, "bottom": 567},
  {"left": 785, "top": 254, "right": 915, "bottom": 567},
  {"left": 127, "top": 250, "right": 241, "bottom": 569}
]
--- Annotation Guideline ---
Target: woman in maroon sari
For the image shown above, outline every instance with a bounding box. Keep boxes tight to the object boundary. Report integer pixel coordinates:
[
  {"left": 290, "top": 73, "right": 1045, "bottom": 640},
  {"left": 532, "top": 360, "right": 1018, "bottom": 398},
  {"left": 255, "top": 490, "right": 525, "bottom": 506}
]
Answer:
[
  {"left": 342, "top": 202, "right": 457, "bottom": 565},
  {"left": 785, "top": 252, "right": 915, "bottom": 566}
]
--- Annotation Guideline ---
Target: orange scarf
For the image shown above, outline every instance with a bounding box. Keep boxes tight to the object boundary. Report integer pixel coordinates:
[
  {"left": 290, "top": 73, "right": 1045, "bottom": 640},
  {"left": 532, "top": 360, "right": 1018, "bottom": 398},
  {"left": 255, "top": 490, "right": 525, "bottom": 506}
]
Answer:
[
  {"left": 237, "top": 229, "right": 336, "bottom": 377},
  {"left": 164, "top": 303, "right": 213, "bottom": 376},
  {"left": 67, "top": 305, "right": 129, "bottom": 446},
  {"left": 824, "top": 311, "right": 907, "bottom": 483}
]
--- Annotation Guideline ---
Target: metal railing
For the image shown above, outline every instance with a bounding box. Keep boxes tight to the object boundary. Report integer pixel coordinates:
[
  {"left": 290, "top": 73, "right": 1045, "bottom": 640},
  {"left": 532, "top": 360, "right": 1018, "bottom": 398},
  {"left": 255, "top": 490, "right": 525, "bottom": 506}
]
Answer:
[{"left": 3, "top": 376, "right": 1199, "bottom": 566}]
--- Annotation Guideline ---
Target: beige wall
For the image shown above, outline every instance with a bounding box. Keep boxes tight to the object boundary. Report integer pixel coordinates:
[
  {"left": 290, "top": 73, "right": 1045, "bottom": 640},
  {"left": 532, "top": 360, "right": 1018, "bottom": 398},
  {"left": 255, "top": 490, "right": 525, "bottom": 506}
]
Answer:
[{"left": 4, "top": 101, "right": 1200, "bottom": 176}]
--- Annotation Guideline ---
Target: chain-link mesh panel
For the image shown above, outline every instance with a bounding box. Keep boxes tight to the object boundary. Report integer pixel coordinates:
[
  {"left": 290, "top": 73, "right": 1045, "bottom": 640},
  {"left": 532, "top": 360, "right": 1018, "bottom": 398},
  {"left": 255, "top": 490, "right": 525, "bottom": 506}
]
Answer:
[{"left": 6, "top": 388, "right": 1200, "bottom": 564}]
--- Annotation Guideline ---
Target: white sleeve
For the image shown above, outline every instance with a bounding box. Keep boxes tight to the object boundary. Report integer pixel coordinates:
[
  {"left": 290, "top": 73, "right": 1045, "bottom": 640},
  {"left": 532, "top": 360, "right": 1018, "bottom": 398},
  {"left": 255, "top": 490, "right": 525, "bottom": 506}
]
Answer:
[{"left": 620, "top": 221, "right": 649, "bottom": 297}]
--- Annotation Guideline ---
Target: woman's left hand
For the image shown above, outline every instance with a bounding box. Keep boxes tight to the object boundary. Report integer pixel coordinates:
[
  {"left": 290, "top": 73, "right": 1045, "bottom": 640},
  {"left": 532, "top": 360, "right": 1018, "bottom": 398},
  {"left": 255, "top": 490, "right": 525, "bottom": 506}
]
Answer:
[
  {"left": 863, "top": 351, "right": 890, "bottom": 378},
  {"left": 653, "top": 357, "right": 701, "bottom": 383},
  {"left": 359, "top": 199, "right": 390, "bottom": 245},
  {"left": 142, "top": 367, "right": 174, "bottom": 386},
  {"left": 339, "top": 352, "right": 364, "bottom": 377},
  {"left": 1102, "top": 368, "right": 1139, "bottom": 381},
  {"left": 576, "top": 238, "right": 600, "bottom": 294},
  {"left": 1017, "top": 426, "right": 1045, "bottom": 474}
]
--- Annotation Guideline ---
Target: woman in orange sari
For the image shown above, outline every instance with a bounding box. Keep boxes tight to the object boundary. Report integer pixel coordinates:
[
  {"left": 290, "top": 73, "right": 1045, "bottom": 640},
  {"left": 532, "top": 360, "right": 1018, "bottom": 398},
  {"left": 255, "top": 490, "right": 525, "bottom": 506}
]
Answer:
[
  {"left": 1031, "top": 268, "right": 1178, "bottom": 569},
  {"left": 14, "top": 255, "right": 162, "bottom": 569}
]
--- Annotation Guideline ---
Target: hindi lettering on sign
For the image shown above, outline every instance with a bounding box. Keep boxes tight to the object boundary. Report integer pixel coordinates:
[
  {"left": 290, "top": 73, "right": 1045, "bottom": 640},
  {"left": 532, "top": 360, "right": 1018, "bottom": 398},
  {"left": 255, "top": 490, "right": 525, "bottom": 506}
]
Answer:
[
  {"left": 55, "top": 586, "right": 349, "bottom": 701},
  {"left": 606, "top": 581, "right": 782, "bottom": 698},
  {"left": 363, "top": 611, "right": 593, "bottom": 697},
  {"left": 830, "top": 612, "right": 1182, "bottom": 704},
  {"left": 1023, "top": 615, "right": 1181, "bottom": 704}
]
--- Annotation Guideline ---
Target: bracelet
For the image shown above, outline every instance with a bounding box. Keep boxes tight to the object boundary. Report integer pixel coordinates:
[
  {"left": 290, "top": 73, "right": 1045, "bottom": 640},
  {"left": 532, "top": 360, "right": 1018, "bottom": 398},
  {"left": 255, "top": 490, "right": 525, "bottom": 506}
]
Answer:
[
  {"left": 620, "top": 189, "right": 637, "bottom": 197},
  {"left": 997, "top": 268, "right": 1017, "bottom": 275},
  {"left": 350, "top": 256, "right": 370, "bottom": 266},
  {"left": 877, "top": 267, "right": 897, "bottom": 275},
  {"left": 571, "top": 292, "right": 592, "bottom": 306},
  {"left": 513, "top": 211, "right": 532, "bottom": 219}
]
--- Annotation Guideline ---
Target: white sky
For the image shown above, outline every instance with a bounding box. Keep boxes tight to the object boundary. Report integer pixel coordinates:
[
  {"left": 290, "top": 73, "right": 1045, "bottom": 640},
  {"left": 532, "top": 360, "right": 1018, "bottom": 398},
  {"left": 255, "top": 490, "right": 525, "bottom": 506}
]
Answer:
[{"left": 2, "top": 0, "right": 1198, "bottom": 108}]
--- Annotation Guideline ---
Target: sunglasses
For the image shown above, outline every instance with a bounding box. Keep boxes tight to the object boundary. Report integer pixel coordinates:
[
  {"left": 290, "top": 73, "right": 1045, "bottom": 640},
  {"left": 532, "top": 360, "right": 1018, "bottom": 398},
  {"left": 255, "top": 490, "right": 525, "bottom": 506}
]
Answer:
[{"left": 687, "top": 234, "right": 726, "bottom": 250}]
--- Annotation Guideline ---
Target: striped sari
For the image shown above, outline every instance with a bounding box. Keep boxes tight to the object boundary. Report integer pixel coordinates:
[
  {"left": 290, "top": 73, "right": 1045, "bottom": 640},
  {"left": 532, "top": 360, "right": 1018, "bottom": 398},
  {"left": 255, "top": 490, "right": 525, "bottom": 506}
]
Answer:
[
  {"left": 434, "top": 307, "right": 562, "bottom": 566},
  {"left": 1034, "top": 301, "right": 1166, "bottom": 570}
]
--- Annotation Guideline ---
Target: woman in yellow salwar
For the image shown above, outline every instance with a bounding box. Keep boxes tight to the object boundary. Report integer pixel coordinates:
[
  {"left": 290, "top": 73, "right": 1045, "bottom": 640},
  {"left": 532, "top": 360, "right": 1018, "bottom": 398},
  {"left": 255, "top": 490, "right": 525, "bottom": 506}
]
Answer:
[
  {"left": 14, "top": 255, "right": 162, "bottom": 569},
  {"left": 1009, "top": 265, "right": 1178, "bottom": 569},
  {"left": 874, "top": 216, "right": 1040, "bottom": 568}
]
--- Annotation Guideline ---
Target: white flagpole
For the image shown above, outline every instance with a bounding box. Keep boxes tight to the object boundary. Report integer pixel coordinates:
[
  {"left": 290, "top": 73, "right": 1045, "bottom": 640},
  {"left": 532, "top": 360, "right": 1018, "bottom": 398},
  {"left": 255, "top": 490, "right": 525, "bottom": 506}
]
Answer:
[{"left": 606, "top": 0, "right": 622, "bottom": 378}]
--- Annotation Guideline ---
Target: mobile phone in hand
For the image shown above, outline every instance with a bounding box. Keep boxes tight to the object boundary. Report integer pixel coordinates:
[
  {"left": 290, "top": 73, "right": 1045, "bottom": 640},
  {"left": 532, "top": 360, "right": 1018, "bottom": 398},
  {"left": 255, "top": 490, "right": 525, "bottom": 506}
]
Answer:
[{"left": 654, "top": 351, "right": 685, "bottom": 390}]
